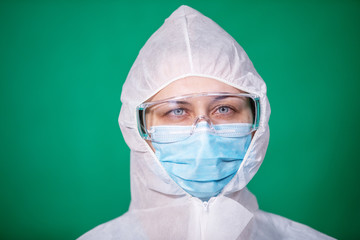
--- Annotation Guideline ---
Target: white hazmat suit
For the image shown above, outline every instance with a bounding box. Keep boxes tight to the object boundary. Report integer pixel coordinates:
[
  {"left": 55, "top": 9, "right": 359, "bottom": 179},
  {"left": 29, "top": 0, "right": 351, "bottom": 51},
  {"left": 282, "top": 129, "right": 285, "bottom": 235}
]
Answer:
[{"left": 79, "top": 5, "right": 334, "bottom": 240}]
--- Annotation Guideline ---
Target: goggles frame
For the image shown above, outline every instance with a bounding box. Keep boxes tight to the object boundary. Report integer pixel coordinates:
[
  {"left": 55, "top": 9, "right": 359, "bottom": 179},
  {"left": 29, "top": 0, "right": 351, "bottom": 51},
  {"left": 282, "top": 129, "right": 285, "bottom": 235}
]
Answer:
[{"left": 136, "top": 92, "right": 261, "bottom": 141}]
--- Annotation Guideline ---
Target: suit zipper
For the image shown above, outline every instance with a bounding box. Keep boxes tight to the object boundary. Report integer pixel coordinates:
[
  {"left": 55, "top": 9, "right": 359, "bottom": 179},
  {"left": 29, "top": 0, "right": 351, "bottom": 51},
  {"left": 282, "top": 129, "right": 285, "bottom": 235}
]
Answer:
[{"left": 200, "top": 201, "right": 209, "bottom": 240}]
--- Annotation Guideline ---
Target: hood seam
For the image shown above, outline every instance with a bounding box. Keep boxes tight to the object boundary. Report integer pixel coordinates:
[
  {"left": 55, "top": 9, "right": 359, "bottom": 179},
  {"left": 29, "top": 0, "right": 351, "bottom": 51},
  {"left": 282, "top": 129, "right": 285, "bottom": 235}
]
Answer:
[{"left": 183, "top": 10, "right": 194, "bottom": 72}]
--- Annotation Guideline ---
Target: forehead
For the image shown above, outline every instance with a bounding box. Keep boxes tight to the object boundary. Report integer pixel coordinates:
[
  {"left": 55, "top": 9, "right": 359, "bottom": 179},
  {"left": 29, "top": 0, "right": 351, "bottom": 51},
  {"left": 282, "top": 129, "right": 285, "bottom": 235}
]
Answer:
[{"left": 150, "top": 76, "right": 243, "bottom": 101}]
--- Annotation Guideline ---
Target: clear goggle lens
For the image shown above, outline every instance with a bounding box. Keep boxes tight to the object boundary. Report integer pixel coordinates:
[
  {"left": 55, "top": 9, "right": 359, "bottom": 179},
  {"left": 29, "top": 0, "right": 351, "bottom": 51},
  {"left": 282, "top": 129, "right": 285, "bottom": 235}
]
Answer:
[{"left": 137, "top": 93, "right": 260, "bottom": 143}]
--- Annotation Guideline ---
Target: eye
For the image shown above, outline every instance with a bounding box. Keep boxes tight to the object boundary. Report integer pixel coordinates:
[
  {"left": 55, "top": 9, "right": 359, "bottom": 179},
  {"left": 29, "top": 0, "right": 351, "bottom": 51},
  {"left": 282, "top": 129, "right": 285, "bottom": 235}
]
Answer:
[
  {"left": 217, "top": 106, "right": 230, "bottom": 114},
  {"left": 171, "top": 108, "right": 185, "bottom": 116}
]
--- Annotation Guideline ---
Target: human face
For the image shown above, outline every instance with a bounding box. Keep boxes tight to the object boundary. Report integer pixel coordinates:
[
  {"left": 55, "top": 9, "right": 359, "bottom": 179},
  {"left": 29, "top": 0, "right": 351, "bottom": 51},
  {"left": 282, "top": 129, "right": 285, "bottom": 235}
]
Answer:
[{"left": 145, "top": 76, "right": 250, "bottom": 150}]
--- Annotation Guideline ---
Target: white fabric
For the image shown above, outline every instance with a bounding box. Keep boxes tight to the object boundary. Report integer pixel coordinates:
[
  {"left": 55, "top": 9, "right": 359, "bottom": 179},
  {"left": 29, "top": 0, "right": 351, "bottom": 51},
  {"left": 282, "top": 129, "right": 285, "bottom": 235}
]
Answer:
[{"left": 78, "top": 5, "right": 334, "bottom": 240}]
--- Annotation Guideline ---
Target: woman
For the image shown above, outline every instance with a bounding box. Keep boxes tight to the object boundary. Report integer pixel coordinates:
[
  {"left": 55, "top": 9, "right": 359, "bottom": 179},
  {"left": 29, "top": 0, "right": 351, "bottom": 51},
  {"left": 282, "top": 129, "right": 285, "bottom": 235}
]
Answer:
[{"left": 79, "top": 5, "right": 333, "bottom": 240}]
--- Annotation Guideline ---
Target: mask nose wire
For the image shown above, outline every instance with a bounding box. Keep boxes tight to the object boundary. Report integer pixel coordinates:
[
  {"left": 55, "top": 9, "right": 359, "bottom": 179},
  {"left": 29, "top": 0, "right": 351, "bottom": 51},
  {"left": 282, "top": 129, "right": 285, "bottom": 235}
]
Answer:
[{"left": 190, "top": 115, "right": 216, "bottom": 135}]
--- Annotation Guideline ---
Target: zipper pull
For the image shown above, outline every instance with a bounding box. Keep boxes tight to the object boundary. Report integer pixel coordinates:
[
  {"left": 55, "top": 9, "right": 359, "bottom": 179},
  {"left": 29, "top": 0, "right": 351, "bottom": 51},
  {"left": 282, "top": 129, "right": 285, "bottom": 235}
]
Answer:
[{"left": 203, "top": 201, "right": 209, "bottom": 211}]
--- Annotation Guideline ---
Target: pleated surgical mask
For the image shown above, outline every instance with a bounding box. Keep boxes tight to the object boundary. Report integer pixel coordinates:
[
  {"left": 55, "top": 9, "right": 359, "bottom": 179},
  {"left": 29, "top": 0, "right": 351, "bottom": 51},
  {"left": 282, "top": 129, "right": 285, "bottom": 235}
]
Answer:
[{"left": 151, "top": 122, "right": 252, "bottom": 201}]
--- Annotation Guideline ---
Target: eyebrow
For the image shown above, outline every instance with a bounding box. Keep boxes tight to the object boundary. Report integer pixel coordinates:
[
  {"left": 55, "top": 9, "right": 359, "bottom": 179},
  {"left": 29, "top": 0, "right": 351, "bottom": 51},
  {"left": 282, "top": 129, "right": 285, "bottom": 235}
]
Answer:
[
  {"left": 212, "top": 95, "right": 246, "bottom": 101},
  {"left": 167, "top": 100, "right": 191, "bottom": 105},
  {"left": 213, "top": 96, "right": 230, "bottom": 101}
]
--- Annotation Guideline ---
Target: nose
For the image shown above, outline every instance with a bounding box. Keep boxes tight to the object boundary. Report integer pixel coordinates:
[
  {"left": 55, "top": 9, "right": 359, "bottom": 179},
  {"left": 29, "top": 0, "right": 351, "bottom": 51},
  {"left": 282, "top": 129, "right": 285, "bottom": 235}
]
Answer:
[{"left": 193, "top": 115, "right": 215, "bottom": 130}]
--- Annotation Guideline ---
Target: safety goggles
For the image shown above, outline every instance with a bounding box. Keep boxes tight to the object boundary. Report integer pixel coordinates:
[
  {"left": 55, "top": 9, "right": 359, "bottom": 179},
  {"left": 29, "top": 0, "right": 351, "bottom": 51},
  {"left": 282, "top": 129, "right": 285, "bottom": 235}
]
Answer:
[{"left": 136, "top": 92, "right": 260, "bottom": 143}]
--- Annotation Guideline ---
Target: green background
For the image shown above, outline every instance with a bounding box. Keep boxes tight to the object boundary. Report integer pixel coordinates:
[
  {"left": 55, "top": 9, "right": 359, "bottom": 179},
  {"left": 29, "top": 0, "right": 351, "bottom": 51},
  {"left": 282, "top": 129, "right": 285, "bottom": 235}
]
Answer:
[{"left": 1, "top": 0, "right": 359, "bottom": 239}]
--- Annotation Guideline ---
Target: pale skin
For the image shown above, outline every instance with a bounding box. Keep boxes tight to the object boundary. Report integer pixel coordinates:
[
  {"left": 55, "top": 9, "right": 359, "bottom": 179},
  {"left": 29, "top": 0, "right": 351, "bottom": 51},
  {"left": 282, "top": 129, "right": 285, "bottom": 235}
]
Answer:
[
  {"left": 148, "top": 76, "right": 244, "bottom": 101},
  {"left": 146, "top": 76, "right": 252, "bottom": 151}
]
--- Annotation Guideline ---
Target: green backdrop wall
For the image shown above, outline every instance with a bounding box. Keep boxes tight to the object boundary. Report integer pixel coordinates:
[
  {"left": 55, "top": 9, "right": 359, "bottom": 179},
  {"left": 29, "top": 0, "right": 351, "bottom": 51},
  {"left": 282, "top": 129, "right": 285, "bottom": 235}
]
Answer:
[{"left": 1, "top": 0, "right": 359, "bottom": 239}]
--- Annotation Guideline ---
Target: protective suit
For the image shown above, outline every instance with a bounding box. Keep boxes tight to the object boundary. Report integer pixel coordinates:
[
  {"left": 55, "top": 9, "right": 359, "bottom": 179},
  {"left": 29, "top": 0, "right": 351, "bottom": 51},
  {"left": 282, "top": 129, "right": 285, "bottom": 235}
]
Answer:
[{"left": 78, "top": 5, "right": 334, "bottom": 240}]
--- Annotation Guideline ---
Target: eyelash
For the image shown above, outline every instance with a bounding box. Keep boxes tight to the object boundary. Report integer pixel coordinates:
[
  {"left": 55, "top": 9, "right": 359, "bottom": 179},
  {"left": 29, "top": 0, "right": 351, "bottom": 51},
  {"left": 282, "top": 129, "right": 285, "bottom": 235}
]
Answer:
[
  {"left": 171, "top": 108, "right": 185, "bottom": 115},
  {"left": 165, "top": 108, "right": 187, "bottom": 116},
  {"left": 163, "top": 105, "right": 237, "bottom": 117},
  {"left": 214, "top": 105, "right": 235, "bottom": 114}
]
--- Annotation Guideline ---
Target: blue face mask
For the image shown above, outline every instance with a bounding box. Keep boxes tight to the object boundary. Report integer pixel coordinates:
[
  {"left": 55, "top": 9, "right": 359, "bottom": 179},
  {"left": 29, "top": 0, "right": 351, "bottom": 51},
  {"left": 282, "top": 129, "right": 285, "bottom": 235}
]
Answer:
[{"left": 151, "top": 122, "right": 252, "bottom": 201}]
